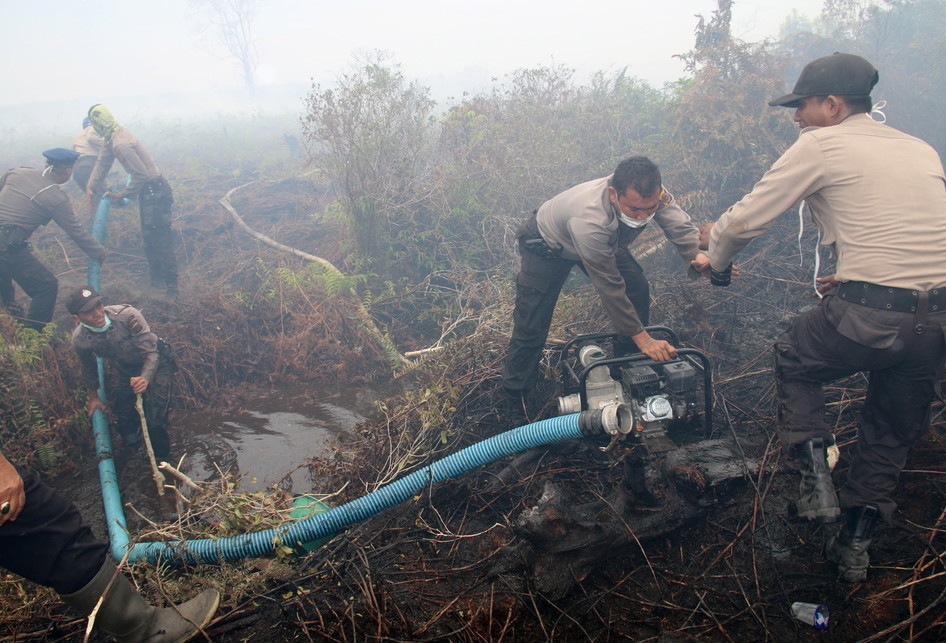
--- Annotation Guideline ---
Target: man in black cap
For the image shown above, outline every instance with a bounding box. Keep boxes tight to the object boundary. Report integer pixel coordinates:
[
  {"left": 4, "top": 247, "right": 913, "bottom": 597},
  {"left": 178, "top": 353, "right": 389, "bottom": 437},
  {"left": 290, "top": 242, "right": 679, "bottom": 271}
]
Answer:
[
  {"left": 68, "top": 285, "right": 177, "bottom": 460},
  {"left": 0, "top": 447, "right": 219, "bottom": 641},
  {"left": 0, "top": 149, "right": 107, "bottom": 331},
  {"left": 694, "top": 53, "right": 946, "bottom": 582}
]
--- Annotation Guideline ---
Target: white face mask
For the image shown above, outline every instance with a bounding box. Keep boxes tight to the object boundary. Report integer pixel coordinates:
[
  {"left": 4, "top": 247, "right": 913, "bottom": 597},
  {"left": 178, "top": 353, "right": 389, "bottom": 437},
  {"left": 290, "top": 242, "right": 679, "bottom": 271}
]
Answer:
[{"left": 619, "top": 211, "right": 656, "bottom": 228}]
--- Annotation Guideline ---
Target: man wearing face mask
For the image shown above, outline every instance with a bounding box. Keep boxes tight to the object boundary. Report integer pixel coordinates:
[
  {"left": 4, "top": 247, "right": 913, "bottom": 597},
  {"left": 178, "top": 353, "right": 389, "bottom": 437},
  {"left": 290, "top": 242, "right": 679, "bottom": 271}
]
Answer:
[
  {"left": 71, "top": 117, "right": 105, "bottom": 193},
  {"left": 502, "top": 156, "right": 706, "bottom": 409},
  {"left": 0, "top": 149, "right": 107, "bottom": 331},
  {"left": 85, "top": 104, "right": 179, "bottom": 298},
  {"left": 68, "top": 285, "right": 177, "bottom": 460}
]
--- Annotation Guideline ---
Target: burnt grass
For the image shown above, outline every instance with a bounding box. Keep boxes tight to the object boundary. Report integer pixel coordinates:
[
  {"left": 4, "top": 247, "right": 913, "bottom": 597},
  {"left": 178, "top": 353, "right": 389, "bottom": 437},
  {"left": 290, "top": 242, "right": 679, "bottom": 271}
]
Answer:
[{"left": 2, "top": 179, "right": 945, "bottom": 641}]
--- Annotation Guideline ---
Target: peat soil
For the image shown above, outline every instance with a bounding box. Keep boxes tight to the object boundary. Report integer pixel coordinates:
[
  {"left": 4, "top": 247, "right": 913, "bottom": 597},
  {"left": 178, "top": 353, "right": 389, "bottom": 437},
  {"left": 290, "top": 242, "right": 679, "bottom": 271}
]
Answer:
[
  {"left": 2, "top": 180, "right": 944, "bottom": 642},
  {"left": 208, "top": 381, "right": 944, "bottom": 642}
]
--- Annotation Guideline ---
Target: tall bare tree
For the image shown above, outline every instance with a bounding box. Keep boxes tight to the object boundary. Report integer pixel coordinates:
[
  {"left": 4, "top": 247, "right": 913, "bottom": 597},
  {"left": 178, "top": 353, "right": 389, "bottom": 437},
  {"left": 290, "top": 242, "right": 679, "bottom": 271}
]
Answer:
[{"left": 193, "top": 0, "right": 260, "bottom": 100}]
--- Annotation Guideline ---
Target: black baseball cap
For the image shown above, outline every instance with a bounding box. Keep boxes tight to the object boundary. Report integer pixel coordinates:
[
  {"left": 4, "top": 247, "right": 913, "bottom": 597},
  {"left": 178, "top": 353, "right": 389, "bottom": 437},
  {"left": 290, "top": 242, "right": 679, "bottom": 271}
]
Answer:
[
  {"left": 66, "top": 285, "right": 104, "bottom": 315},
  {"left": 769, "top": 53, "right": 879, "bottom": 108}
]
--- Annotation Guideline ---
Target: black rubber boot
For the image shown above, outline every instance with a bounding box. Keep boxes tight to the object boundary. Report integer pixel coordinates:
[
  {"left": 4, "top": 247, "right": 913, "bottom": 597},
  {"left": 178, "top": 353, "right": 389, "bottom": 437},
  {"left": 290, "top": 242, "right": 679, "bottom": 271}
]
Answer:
[
  {"left": 61, "top": 560, "right": 219, "bottom": 642},
  {"left": 827, "top": 504, "right": 879, "bottom": 582},
  {"left": 794, "top": 437, "right": 840, "bottom": 523},
  {"left": 501, "top": 389, "right": 529, "bottom": 428}
]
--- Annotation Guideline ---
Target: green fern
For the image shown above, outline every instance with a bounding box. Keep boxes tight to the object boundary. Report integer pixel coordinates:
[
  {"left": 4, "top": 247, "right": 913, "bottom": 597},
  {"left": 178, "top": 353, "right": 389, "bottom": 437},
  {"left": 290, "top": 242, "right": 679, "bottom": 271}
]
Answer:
[{"left": 35, "top": 441, "right": 59, "bottom": 469}]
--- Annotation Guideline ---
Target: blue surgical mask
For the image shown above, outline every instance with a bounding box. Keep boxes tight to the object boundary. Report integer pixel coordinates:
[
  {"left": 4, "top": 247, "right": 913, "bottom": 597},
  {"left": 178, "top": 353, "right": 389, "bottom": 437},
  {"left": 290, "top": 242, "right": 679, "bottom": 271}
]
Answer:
[{"left": 81, "top": 315, "right": 112, "bottom": 333}]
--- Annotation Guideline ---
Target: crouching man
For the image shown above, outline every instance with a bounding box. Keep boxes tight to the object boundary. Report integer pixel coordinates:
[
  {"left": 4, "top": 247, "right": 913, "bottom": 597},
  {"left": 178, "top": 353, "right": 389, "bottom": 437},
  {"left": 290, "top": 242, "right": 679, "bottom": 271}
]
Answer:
[{"left": 68, "top": 285, "right": 177, "bottom": 461}]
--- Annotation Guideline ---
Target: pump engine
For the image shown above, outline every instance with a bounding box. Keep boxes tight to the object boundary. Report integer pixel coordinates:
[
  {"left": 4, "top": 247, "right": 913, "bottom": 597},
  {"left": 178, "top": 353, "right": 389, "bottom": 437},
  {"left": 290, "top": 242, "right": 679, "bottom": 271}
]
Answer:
[{"left": 556, "top": 329, "right": 712, "bottom": 453}]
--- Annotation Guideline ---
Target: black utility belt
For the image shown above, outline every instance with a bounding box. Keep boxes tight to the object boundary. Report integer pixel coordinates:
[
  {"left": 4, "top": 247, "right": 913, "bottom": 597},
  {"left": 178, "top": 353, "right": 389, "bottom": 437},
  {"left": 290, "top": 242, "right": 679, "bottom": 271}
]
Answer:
[
  {"left": 836, "top": 280, "right": 945, "bottom": 313},
  {"left": 520, "top": 234, "right": 563, "bottom": 259}
]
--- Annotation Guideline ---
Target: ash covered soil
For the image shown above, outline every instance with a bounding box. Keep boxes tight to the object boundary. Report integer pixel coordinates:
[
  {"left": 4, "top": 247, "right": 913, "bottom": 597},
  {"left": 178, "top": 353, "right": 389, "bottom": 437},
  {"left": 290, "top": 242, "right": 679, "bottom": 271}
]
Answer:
[{"left": 3, "top": 180, "right": 944, "bottom": 642}]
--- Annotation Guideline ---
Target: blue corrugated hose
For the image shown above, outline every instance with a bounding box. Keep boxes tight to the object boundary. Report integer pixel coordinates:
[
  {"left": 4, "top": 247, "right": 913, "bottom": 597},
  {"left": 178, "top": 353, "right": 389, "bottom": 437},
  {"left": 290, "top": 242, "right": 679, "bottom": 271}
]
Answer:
[
  {"left": 127, "top": 413, "right": 593, "bottom": 564},
  {"left": 86, "top": 194, "right": 607, "bottom": 565}
]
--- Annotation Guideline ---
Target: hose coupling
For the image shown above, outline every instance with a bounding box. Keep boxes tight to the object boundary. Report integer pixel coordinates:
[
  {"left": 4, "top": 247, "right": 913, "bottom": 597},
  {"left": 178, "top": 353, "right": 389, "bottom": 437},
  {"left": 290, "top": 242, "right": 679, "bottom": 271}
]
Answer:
[{"left": 578, "top": 402, "right": 633, "bottom": 437}]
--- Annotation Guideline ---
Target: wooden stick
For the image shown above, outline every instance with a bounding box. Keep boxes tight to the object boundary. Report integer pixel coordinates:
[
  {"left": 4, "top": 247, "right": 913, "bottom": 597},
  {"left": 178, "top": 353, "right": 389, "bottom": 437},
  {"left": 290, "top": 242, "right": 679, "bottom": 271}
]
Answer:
[
  {"left": 158, "top": 460, "right": 201, "bottom": 490},
  {"left": 135, "top": 394, "right": 165, "bottom": 497}
]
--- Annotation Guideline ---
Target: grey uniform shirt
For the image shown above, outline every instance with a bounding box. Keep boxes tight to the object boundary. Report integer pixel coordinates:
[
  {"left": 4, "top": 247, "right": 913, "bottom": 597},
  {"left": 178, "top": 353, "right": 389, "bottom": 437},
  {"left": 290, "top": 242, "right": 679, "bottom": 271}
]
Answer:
[
  {"left": 709, "top": 114, "right": 946, "bottom": 290},
  {"left": 73, "top": 305, "right": 159, "bottom": 389},
  {"left": 536, "top": 176, "right": 701, "bottom": 337},
  {"left": 0, "top": 167, "right": 104, "bottom": 257}
]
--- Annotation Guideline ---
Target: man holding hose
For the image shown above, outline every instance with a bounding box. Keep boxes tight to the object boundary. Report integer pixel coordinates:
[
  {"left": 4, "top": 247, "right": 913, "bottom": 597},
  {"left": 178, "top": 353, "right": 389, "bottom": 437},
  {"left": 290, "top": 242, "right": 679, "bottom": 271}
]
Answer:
[{"left": 68, "top": 285, "right": 177, "bottom": 461}]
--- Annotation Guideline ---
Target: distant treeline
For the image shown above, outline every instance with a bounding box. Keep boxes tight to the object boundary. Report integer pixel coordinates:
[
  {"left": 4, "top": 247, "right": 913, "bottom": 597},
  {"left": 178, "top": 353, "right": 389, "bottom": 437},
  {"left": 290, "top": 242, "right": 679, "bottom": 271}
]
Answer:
[{"left": 298, "top": 0, "right": 946, "bottom": 283}]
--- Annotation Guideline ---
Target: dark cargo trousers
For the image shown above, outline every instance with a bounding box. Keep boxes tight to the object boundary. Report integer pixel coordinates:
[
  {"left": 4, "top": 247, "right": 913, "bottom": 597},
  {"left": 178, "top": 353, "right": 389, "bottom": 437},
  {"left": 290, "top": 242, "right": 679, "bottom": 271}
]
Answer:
[
  {"left": 110, "top": 354, "right": 175, "bottom": 460},
  {"left": 774, "top": 294, "right": 946, "bottom": 521},
  {"left": 0, "top": 466, "right": 108, "bottom": 594},
  {"left": 71, "top": 155, "right": 97, "bottom": 193},
  {"left": 0, "top": 245, "right": 59, "bottom": 332},
  {"left": 501, "top": 218, "right": 650, "bottom": 394},
  {"left": 138, "top": 176, "right": 178, "bottom": 292}
]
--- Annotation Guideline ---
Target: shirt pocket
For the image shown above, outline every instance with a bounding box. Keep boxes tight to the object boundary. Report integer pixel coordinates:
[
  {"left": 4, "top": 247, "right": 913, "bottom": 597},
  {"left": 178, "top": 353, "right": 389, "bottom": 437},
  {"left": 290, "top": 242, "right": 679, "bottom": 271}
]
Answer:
[{"left": 835, "top": 304, "right": 900, "bottom": 349}]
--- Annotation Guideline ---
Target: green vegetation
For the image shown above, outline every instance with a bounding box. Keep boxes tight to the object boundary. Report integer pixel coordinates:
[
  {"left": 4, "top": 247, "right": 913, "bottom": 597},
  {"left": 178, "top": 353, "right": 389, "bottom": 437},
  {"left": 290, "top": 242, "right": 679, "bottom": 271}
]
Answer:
[{"left": 3, "top": 0, "right": 945, "bottom": 475}]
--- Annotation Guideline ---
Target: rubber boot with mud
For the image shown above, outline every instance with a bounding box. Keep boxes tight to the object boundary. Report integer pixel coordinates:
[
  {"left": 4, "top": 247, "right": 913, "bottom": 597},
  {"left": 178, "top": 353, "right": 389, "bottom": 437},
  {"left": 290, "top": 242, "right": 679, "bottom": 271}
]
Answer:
[
  {"left": 793, "top": 436, "right": 840, "bottom": 523},
  {"left": 61, "top": 560, "right": 219, "bottom": 642},
  {"left": 826, "top": 504, "right": 879, "bottom": 582}
]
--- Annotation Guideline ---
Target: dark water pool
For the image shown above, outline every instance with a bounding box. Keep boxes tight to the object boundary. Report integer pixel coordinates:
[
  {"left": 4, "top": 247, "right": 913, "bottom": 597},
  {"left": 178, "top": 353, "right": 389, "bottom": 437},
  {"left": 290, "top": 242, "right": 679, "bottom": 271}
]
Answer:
[
  {"left": 175, "top": 384, "right": 379, "bottom": 492},
  {"left": 53, "top": 383, "right": 387, "bottom": 535}
]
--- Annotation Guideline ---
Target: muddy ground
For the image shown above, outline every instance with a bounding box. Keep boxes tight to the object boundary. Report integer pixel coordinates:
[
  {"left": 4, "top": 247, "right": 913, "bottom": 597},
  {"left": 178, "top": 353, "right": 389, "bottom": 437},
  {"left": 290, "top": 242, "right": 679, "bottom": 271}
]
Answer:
[{"left": 2, "top": 179, "right": 944, "bottom": 642}]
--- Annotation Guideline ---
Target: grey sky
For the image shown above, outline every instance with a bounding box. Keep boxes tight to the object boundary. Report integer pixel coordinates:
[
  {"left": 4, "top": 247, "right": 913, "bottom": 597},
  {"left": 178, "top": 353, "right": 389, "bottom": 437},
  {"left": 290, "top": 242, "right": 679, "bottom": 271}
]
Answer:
[{"left": 2, "top": 0, "right": 825, "bottom": 108}]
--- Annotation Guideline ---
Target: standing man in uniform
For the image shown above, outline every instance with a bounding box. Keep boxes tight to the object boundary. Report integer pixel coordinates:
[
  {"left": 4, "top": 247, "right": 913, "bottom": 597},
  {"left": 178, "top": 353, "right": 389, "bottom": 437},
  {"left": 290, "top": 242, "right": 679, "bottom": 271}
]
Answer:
[
  {"left": 71, "top": 116, "right": 105, "bottom": 193},
  {"left": 694, "top": 53, "right": 946, "bottom": 581},
  {"left": 0, "top": 448, "right": 219, "bottom": 640},
  {"left": 502, "top": 156, "right": 706, "bottom": 408},
  {"left": 0, "top": 149, "right": 106, "bottom": 331},
  {"left": 85, "top": 105, "right": 179, "bottom": 297},
  {"left": 68, "top": 285, "right": 177, "bottom": 461}
]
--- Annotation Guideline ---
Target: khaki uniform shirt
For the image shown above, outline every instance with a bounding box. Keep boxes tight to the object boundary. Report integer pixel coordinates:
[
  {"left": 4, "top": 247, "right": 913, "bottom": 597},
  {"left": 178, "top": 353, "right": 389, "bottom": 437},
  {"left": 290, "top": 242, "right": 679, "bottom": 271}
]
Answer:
[
  {"left": 73, "top": 305, "right": 159, "bottom": 388},
  {"left": 87, "top": 126, "right": 162, "bottom": 201},
  {"left": 0, "top": 167, "right": 104, "bottom": 257},
  {"left": 72, "top": 126, "right": 105, "bottom": 158},
  {"left": 537, "top": 176, "right": 700, "bottom": 336},
  {"left": 709, "top": 114, "right": 946, "bottom": 290}
]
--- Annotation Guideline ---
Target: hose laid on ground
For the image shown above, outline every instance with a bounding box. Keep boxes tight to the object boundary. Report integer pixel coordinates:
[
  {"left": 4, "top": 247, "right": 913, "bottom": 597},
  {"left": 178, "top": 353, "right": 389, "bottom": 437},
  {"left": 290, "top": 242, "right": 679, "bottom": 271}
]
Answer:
[
  {"left": 85, "top": 192, "right": 623, "bottom": 565},
  {"left": 126, "top": 411, "right": 615, "bottom": 565},
  {"left": 85, "top": 194, "right": 136, "bottom": 562}
]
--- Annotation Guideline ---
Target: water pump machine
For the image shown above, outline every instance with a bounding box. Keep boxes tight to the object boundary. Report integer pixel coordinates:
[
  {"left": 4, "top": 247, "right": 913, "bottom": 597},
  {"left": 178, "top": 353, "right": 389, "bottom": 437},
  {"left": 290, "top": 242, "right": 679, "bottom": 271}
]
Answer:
[{"left": 556, "top": 327, "right": 713, "bottom": 453}]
